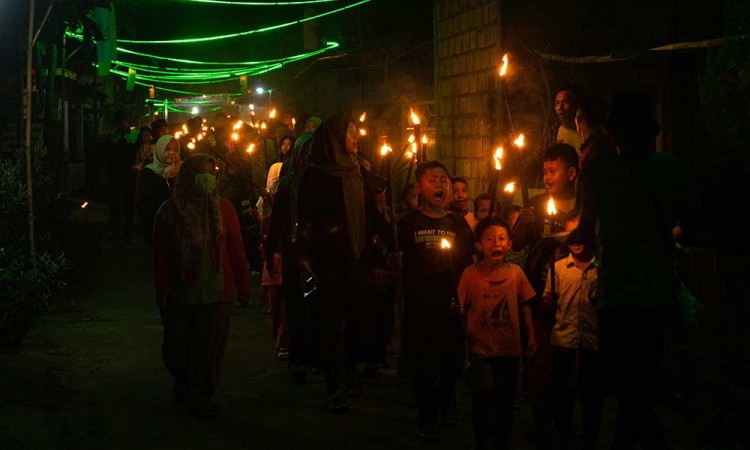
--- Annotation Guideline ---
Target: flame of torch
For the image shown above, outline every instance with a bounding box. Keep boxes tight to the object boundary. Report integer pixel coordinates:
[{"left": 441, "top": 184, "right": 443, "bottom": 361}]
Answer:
[
  {"left": 174, "top": 131, "right": 183, "bottom": 140},
  {"left": 246, "top": 143, "right": 255, "bottom": 153},
  {"left": 359, "top": 112, "right": 366, "bottom": 122},
  {"left": 81, "top": 201, "right": 88, "bottom": 209},
  {"left": 269, "top": 108, "right": 277, "bottom": 119},
  {"left": 408, "top": 134, "right": 415, "bottom": 143},
  {"left": 547, "top": 197, "right": 557, "bottom": 216},
  {"left": 504, "top": 182, "right": 516, "bottom": 193},
  {"left": 405, "top": 150, "right": 414, "bottom": 159},
  {"left": 233, "top": 120, "right": 243, "bottom": 130},
  {"left": 231, "top": 132, "right": 239, "bottom": 141},
  {"left": 440, "top": 238, "right": 451, "bottom": 249},
  {"left": 182, "top": 124, "right": 188, "bottom": 134},
  {"left": 380, "top": 144, "right": 392, "bottom": 156},
  {"left": 261, "top": 122, "right": 267, "bottom": 130},
  {"left": 409, "top": 109, "right": 421, "bottom": 125},
  {"left": 187, "top": 142, "right": 196, "bottom": 150},
  {"left": 422, "top": 135, "right": 428, "bottom": 144},
  {"left": 359, "top": 128, "right": 367, "bottom": 136},
  {"left": 513, "top": 133, "right": 525, "bottom": 148},
  {"left": 292, "top": 117, "right": 296, "bottom": 127},
  {"left": 499, "top": 53, "right": 509, "bottom": 77},
  {"left": 411, "top": 142, "right": 418, "bottom": 153},
  {"left": 197, "top": 133, "right": 203, "bottom": 141},
  {"left": 493, "top": 147, "right": 504, "bottom": 171}
]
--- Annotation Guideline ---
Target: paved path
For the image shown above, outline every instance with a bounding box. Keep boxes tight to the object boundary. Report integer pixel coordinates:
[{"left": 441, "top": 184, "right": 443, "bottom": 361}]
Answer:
[{"left": 0, "top": 203, "right": 706, "bottom": 450}]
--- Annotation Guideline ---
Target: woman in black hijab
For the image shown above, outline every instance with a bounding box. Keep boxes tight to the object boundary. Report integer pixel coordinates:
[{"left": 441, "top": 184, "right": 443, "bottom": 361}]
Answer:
[{"left": 296, "top": 115, "right": 381, "bottom": 414}]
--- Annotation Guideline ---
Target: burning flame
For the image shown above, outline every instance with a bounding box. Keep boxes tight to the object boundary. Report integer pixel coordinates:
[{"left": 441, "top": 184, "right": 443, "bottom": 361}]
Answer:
[
  {"left": 422, "top": 135, "right": 428, "bottom": 144},
  {"left": 269, "top": 108, "right": 277, "bottom": 119},
  {"left": 173, "top": 131, "right": 183, "bottom": 140},
  {"left": 187, "top": 142, "right": 196, "bottom": 150},
  {"left": 246, "top": 143, "right": 255, "bottom": 153},
  {"left": 409, "top": 109, "right": 421, "bottom": 125},
  {"left": 408, "top": 134, "right": 415, "bottom": 143},
  {"left": 359, "top": 112, "right": 366, "bottom": 122},
  {"left": 232, "top": 120, "right": 244, "bottom": 130},
  {"left": 359, "top": 128, "right": 367, "bottom": 136},
  {"left": 411, "top": 142, "right": 417, "bottom": 153},
  {"left": 493, "top": 147, "right": 504, "bottom": 170},
  {"left": 513, "top": 133, "right": 525, "bottom": 148},
  {"left": 292, "top": 117, "right": 296, "bottom": 127},
  {"left": 440, "top": 238, "right": 451, "bottom": 250},
  {"left": 499, "top": 53, "right": 509, "bottom": 77},
  {"left": 202, "top": 126, "right": 208, "bottom": 131},
  {"left": 196, "top": 133, "right": 203, "bottom": 141},
  {"left": 547, "top": 197, "right": 557, "bottom": 216},
  {"left": 504, "top": 182, "right": 516, "bottom": 193},
  {"left": 182, "top": 124, "right": 188, "bottom": 134},
  {"left": 80, "top": 201, "right": 88, "bottom": 209},
  {"left": 405, "top": 150, "right": 414, "bottom": 159},
  {"left": 231, "top": 132, "right": 239, "bottom": 141},
  {"left": 379, "top": 144, "right": 392, "bottom": 156},
  {"left": 260, "top": 122, "right": 267, "bottom": 130}
]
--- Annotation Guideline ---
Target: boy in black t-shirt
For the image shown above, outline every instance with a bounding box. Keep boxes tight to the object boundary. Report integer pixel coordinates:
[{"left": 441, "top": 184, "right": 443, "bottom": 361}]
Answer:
[{"left": 398, "top": 161, "right": 475, "bottom": 441}]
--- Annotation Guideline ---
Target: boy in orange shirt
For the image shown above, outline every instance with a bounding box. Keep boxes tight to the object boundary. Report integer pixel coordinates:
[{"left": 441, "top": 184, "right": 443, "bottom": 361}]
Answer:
[{"left": 458, "top": 216, "right": 537, "bottom": 450}]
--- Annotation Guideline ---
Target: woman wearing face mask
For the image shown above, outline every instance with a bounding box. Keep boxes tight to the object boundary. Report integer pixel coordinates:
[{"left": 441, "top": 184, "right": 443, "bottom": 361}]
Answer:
[
  {"left": 152, "top": 153, "right": 250, "bottom": 417},
  {"left": 136, "top": 134, "right": 181, "bottom": 248}
]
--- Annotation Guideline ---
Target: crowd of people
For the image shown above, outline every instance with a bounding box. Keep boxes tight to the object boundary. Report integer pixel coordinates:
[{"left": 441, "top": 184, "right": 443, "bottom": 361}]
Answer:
[{"left": 103, "top": 86, "right": 683, "bottom": 450}]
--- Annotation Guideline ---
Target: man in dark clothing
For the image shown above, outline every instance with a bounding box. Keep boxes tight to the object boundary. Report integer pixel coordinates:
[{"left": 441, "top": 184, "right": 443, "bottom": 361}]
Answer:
[
  {"left": 106, "top": 111, "right": 137, "bottom": 242},
  {"left": 574, "top": 90, "right": 680, "bottom": 450}
]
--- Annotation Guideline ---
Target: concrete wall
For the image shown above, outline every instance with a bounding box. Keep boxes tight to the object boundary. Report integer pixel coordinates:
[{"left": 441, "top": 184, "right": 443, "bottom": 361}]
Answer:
[{"left": 434, "top": 0, "right": 501, "bottom": 199}]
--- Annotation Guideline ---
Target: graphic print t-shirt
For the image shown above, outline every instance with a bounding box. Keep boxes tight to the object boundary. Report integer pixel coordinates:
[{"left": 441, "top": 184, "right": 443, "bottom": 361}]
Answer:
[
  {"left": 398, "top": 210, "right": 475, "bottom": 308},
  {"left": 458, "top": 263, "right": 536, "bottom": 357}
]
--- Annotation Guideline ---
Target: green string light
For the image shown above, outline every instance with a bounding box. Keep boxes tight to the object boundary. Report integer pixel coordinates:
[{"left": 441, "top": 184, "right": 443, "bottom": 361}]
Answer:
[
  {"left": 111, "top": 41, "right": 337, "bottom": 82},
  {"left": 116, "top": 41, "right": 339, "bottom": 67},
  {"left": 118, "top": 0, "right": 370, "bottom": 44}
]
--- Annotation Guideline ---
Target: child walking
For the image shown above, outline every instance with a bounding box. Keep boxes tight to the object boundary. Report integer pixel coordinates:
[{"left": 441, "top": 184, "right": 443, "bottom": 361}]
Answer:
[
  {"left": 398, "top": 161, "right": 475, "bottom": 441},
  {"left": 544, "top": 226, "right": 602, "bottom": 450},
  {"left": 458, "top": 216, "right": 537, "bottom": 450}
]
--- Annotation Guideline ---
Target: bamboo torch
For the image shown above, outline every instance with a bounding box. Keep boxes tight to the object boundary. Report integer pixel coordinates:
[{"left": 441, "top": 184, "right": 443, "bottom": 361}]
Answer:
[{"left": 488, "top": 146, "right": 503, "bottom": 217}]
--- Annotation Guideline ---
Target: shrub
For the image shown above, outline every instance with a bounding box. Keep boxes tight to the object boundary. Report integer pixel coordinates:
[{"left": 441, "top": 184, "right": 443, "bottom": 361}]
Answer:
[{"left": 0, "top": 146, "right": 68, "bottom": 350}]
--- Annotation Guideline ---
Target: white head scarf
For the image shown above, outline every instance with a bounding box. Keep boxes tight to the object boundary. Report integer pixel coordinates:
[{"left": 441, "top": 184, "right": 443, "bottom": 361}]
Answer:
[{"left": 146, "top": 135, "right": 177, "bottom": 177}]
